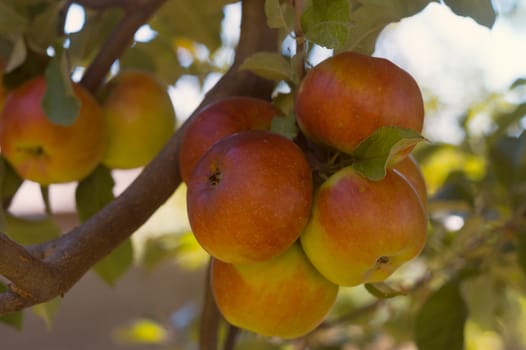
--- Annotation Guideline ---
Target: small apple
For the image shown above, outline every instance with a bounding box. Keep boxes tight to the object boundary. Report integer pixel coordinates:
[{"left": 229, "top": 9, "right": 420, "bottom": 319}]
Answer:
[
  {"left": 0, "top": 75, "right": 106, "bottom": 185},
  {"left": 211, "top": 243, "right": 338, "bottom": 339},
  {"left": 186, "top": 130, "right": 312, "bottom": 264},
  {"left": 392, "top": 155, "right": 427, "bottom": 209},
  {"left": 99, "top": 70, "right": 176, "bottom": 169},
  {"left": 179, "top": 96, "right": 280, "bottom": 182},
  {"left": 295, "top": 51, "right": 424, "bottom": 155},
  {"left": 300, "top": 167, "right": 427, "bottom": 286}
]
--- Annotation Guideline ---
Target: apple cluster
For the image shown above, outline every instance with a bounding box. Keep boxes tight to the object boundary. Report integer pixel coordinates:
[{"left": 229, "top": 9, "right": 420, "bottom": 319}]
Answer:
[
  {"left": 0, "top": 70, "right": 176, "bottom": 185},
  {"left": 180, "top": 51, "right": 428, "bottom": 339}
]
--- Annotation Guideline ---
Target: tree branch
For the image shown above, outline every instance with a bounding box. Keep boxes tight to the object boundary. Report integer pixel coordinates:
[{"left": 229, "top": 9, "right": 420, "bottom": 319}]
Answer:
[{"left": 0, "top": 0, "right": 277, "bottom": 316}]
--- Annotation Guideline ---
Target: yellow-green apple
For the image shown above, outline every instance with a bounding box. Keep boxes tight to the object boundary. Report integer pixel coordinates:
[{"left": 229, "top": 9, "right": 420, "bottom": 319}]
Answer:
[
  {"left": 0, "top": 75, "right": 106, "bottom": 184},
  {"left": 186, "top": 130, "right": 312, "bottom": 264},
  {"left": 295, "top": 51, "right": 424, "bottom": 157},
  {"left": 179, "top": 96, "right": 280, "bottom": 182},
  {"left": 99, "top": 70, "right": 176, "bottom": 169},
  {"left": 392, "top": 155, "right": 427, "bottom": 209},
  {"left": 211, "top": 243, "right": 338, "bottom": 339},
  {"left": 300, "top": 167, "right": 427, "bottom": 286}
]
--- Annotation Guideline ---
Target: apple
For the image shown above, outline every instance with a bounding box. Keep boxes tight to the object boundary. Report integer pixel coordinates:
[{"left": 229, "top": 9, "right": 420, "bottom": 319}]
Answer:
[
  {"left": 186, "top": 130, "right": 312, "bottom": 264},
  {"left": 300, "top": 166, "right": 427, "bottom": 286},
  {"left": 211, "top": 243, "right": 338, "bottom": 339},
  {"left": 392, "top": 155, "right": 427, "bottom": 209},
  {"left": 295, "top": 51, "right": 424, "bottom": 155},
  {"left": 99, "top": 70, "right": 176, "bottom": 169},
  {"left": 179, "top": 96, "right": 280, "bottom": 182},
  {"left": 0, "top": 75, "right": 106, "bottom": 185}
]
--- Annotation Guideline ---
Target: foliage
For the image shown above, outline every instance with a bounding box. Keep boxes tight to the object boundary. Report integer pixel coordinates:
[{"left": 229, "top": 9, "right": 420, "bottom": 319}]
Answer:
[{"left": 2, "top": 0, "right": 526, "bottom": 350}]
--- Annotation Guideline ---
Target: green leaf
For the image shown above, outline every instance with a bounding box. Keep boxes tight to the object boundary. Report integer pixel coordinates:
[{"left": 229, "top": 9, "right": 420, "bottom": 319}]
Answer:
[
  {"left": 0, "top": 2, "right": 27, "bottom": 42},
  {"left": 345, "top": 0, "right": 432, "bottom": 54},
  {"left": 270, "top": 113, "right": 298, "bottom": 140},
  {"left": 5, "top": 36, "right": 27, "bottom": 73},
  {"left": 301, "top": 0, "right": 351, "bottom": 49},
  {"left": 488, "top": 131, "right": 526, "bottom": 191},
  {"left": 3, "top": 214, "right": 60, "bottom": 246},
  {"left": 364, "top": 282, "right": 407, "bottom": 299},
  {"left": 42, "top": 52, "right": 80, "bottom": 126},
  {"left": 350, "top": 126, "right": 425, "bottom": 181},
  {"left": 265, "top": 0, "right": 292, "bottom": 30},
  {"left": 444, "top": 0, "right": 496, "bottom": 28},
  {"left": 239, "top": 52, "right": 292, "bottom": 82},
  {"left": 75, "top": 166, "right": 115, "bottom": 223},
  {"left": 415, "top": 279, "right": 468, "bottom": 350},
  {"left": 26, "top": 2, "right": 62, "bottom": 52},
  {"left": 31, "top": 297, "right": 61, "bottom": 330},
  {"left": 517, "top": 228, "right": 526, "bottom": 277},
  {"left": 511, "top": 78, "right": 526, "bottom": 89},
  {"left": 93, "top": 238, "right": 134, "bottom": 286}
]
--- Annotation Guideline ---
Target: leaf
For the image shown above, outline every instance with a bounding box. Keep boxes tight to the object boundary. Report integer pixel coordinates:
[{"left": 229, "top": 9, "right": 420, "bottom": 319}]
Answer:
[
  {"left": 345, "top": 0, "right": 432, "bottom": 55},
  {"left": 364, "top": 282, "right": 407, "bottom": 299},
  {"left": 265, "top": 0, "right": 291, "bottom": 29},
  {"left": 511, "top": 78, "right": 526, "bottom": 89},
  {"left": 415, "top": 279, "right": 468, "bottom": 350},
  {"left": 301, "top": 0, "right": 351, "bottom": 49},
  {"left": 444, "top": 0, "right": 496, "bottom": 28},
  {"left": 270, "top": 113, "right": 298, "bottom": 140},
  {"left": 5, "top": 36, "right": 27, "bottom": 72},
  {"left": 4, "top": 214, "right": 60, "bottom": 246},
  {"left": 517, "top": 227, "right": 526, "bottom": 277},
  {"left": 350, "top": 126, "right": 425, "bottom": 181},
  {"left": 488, "top": 131, "right": 526, "bottom": 191},
  {"left": 26, "top": 2, "right": 62, "bottom": 52},
  {"left": 239, "top": 52, "right": 292, "bottom": 82},
  {"left": 42, "top": 52, "right": 80, "bottom": 126},
  {"left": 31, "top": 297, "right": 61, "bottom": 330},
  {"left": 75, "top": 166, "right": 115, "bottom": 223},
  {"left": 0, "top": 283, "right": 23, "bottom": 330},
  {"left": 93, "top": 238, "right": 134, "bottom": 286},
  {"left": 0, "top": 2, "right": 27, "bottom": 42},
  {"left": 113, "top": 318, "right": 168, "bottom": 345},
  {"left": 0, "top": 156, "right": 24, "bottom": 203}
]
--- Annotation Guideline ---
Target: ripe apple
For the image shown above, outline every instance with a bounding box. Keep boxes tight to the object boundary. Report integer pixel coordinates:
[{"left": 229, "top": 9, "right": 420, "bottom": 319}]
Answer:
[
  {"left": 0, "top": 75, "right": 106, "bottom": 185},
  {"left": 211, "top": 243, "right": 338, "bottom": 339},
  {"left": 300, "top": 167, "right": 427, "bottom": 286},
  {"left": 295, "top": 51, "right": 424, "bottom": 155},
  {"left": 99, "top": 70, "right": 176, "bottom": 169},
  {"left": 179, "top": 96, "right": 280, "bottom": 182},
  {"left": 392, "top": 155, "right": 427, "bottom": 209},
  {"left": 186, "top": 130, "right": 312, "bottom": 264}
]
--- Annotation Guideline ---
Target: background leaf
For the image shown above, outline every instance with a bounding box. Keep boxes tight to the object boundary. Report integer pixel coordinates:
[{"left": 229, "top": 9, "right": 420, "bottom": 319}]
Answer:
[
  {"left": 3, "top": 214, "right": 60, "bottom": 245},
  {"left": 75, "top": 166, "right": 115, "bottom": 223},
  {"left": 31, "top": 298, "right": 61, "bottom": 330},
  {"left": 301, "top": 0, "right": 351, "bottom": 49},
  {"left": 239, "top": 52, "right": 292, "bottom": 82},
  {"left": 93, "top": 238, "right": 134, "bottom": 286},
  {"left": 415, "top": 279, "right": 468, "bottom": 350},
  {"left": 0, "top": 283, "right": 23, "bottom": 330},
  {"left": 444, "top": 0, "right": 496, "bottom": 28},
  {"left": 270, "top": 113, "right": 298, "bottom": 140}
]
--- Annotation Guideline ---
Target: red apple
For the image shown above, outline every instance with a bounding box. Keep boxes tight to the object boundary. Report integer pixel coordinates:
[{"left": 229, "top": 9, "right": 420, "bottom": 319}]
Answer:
[
  {"left": 99, "top": 70, "right": 176, "bottom": 169},
  {"left": 392, "top": 155, "right": 427, "bottom": 209},
  {"left": 0, "top": 75, "right": 106, "bottom": 185},
  {"left": 186, "top": 130, "right": 312, "bottom": 264},
  {"left": 295, "top": 51, "right": 424, "bottom": 155},
  {"left": 211, "top": 243, "right": 338, "bottom": 339},
  {"left": 300, "top": 166, "right": 427, "bottom": 286},
  {"left": 179, "top": 96, "right": 280, "bottom": 182}
]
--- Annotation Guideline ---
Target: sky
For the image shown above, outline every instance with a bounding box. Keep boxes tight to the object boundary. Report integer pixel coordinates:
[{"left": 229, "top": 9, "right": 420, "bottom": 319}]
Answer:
[{"left": 9, "top": 0, "right": 526, "bottom": 215}]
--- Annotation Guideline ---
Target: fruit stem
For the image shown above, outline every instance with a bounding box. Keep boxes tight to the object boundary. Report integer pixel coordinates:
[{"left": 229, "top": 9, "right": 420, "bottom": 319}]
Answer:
[{"left": 292, "top": 0, "right": 306, "bottom": 83}]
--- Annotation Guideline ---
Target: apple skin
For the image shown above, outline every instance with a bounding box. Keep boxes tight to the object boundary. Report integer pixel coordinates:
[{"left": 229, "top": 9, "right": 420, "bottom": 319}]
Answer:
[
  {"left": 295, "top": 51, "right": 424, "bottom": 155},
  {"left": 179, "top": 96, "right": 280, "bottom": 182},
  {"left": 186, "top": 130, "right": 312, "bottom": 264},
  {"left": 99, "top": 70, "right": 176, "bottom": 169},
  {"left": 392, "top": 155, "right": 427, "bottom": 209},
  {"left": 300, "top": 167, "right": 427, "bottom": 287},
  {"left": 211, "top": 243, "right": 338, "bottom": 339},
  {"left": 0, "top": 75, "right": 106, "bottom": 185}
]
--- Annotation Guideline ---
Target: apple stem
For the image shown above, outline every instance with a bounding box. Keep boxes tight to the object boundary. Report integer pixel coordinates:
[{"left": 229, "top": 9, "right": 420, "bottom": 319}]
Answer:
[{"left": 292, "top": 0, "right": 306, "bottom": 84}]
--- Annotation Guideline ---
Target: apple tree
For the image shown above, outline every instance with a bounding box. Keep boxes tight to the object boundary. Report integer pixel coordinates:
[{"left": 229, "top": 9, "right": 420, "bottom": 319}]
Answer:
[{"left": 1, "top": 0, "right": 526, "bottom": 349}]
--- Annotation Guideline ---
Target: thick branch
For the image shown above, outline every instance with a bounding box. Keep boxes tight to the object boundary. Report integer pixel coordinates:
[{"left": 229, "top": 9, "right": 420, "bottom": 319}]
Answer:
[{"left": 0, "top": 0, "right": 277, "bottom": 316}]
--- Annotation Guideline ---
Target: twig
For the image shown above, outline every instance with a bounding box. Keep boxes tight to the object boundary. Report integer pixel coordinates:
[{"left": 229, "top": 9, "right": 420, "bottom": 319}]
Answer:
[{"left": 199, "top": 260, "right": 221, "bottom": 350}]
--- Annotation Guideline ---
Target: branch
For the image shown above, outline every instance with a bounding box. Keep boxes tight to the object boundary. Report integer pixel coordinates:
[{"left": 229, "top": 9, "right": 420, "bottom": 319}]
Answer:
[
  {"left": 79, "top": 0, "right": 167, "bottom": 92},
  {"left": 0, "top": 0, "right": 277, "bottom": 316}
]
